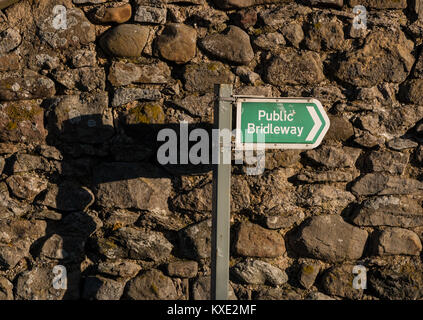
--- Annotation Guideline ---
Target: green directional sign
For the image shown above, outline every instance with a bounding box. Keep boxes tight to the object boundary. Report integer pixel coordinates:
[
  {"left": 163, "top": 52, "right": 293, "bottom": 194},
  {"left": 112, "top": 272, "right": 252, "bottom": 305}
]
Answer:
[{"left": 235, "top": 98, "right": 330, "bottom": 149}]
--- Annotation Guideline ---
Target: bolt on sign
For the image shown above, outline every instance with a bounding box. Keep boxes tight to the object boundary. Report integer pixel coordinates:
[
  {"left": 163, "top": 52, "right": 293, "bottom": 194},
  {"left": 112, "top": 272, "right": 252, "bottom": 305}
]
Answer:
[{"left": 235, "top": 98, "right": 330, "bottom": 149}]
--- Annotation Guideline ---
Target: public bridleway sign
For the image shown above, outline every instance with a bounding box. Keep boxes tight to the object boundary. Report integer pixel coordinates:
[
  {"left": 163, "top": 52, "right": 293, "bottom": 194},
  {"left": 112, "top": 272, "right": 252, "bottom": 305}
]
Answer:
[
  {"left": 236, "top": 98, "right": 330, "bottom": 149},
  {"left": 212, "top": 90, "right": 331, "bottom": 301}
]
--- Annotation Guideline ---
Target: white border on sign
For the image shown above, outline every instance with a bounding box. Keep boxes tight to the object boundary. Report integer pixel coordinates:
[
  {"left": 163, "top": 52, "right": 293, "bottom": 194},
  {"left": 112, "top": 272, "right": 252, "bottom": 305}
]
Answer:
[{"left": 235, "top": 97, "right": 330, "bottom": 150}]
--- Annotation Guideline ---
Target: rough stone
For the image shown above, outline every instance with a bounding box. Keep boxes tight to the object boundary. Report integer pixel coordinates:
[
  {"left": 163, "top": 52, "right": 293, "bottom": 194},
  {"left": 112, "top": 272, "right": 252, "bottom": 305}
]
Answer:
[
  {"left": 95, "top": 237, "right": 128, "bottom": 260},
  {"left": 32, "top": 53, "right": 60, "bottom": 70},
  {"left": 324, "top": 115, "right": 354, "bottom": 142},
  {"left": 299, "top": 263, "right": 320, "bottom": 289},
  {"left": 352, "top": 196, "right": 423, "bottom": 228},
  {"left": 73, "top": 0, "right": 107, "bottom": 4},
  {"left": 310, "top": 0, "right": 343, "bottom": 7},
  {"left": 0, "top": 182, "right": 29, "bottom": 219},
  {"left": 297, "top": 170, "right": 355, "bottom": 183},
  {"left": 349, "top": 0, "right": 407, "bottom": 9},
  {"left": 71, "top": 50, "right": 97, "bottom": 68},
  {"left": 321, "top": 265, "right": 364, "bottom": 299},
  {"left": 374, "top": 228, "right": 422, "bottom": 256},
  {"left": 52, "top": 67, "right": 105, "bottom": 92},
  {"left": 100, "top": 24, "right": 149, "bottom": 57},
  {"left": 306, "top": 291, "right": 336, "bottom": 300},
  {"left": 36, "top": 7, "right": 95, "bottom": 49},
  {"left": 94, "top": 163, "right": 171, "bottom": 212},
  {"left": 369, "top": 263, "right": 423, "bottom": 299},
  {"left": 94, "top": 3, "right": 132, "bottom": 24},
  {"left": 115, "top": 227, "right": 173, "bottom": 262},
  {"left": 253, "top": 32, "right": 285, "bottom": 51},
  {"left": 111, "top": 88, "right": 161, "bottom": 107},
  {"left": 213, "top": 0, "right": 280, "bottom": 9},
  {"left": 15, "top": 265, "right": 79, "bottom": 300},
  {"left": 0, "top": 240, "right": 31, "bottom": 269},
  {"left": 255, "top": 168, "right": 296, "bottom": 213},
  {"left": 193, "top": 276, "right": 237, "bottom": 300},
  {"left": 259, "top": 5, "right": 312, "bottom": 26},
  {"left": 83, "top": 276, "right": 126, "bottom": 300},
  {"left": 366, "top": 150, "right": 409, "bottom": 175},
  {"left": 353, "top": 104, "right": 423, "bottom": 139},
  {"left": 124, "top": 269, "right": 178, "bottom": 300},
  {"left": 353, "top": 131, "right": 385, "bottom": 148},
  {"left": 0, "top": 52, "right": 21, "bottom": 72},
  {"left": 0, "top": 0, "right": 21, "bottom": 10},
  {"left": 232, "top": 259, "right": 288, "bottom": 286},
  {"left": 11, "top": 153, "right": 48, "bottom": 173},
  {"left": 336, "top": 30, "right": 414, "bottom": 87},
  {"left": 280, "top": 22, "right": 304, "bottom": 48},
  {"left": 234, "top": 222, "right": 285, "bottom": 258},
  {"left": 173, "top": 183, "right": 212, "bottom": 213},
  {"left": 235, "top": 66, "right": 261, "bottom": 85},
  {"left": 400, "top": 79, "right": 423, "bottom": 104},
  {"left": 305, "top": 146, "right": 360, "bottom": 169},
  {"left": 231, "top": 176, "right": 251, "bottom": 212},
  {"left": 135, "top": 5, "right": 167, "bottom": 24},
  {"left": 266, "top": 49, "right": 324, "bottom": 85},
  {"left": 172, "top": 93, "right": 214, "bottom": 122},
  {"left": 0, "top": 74, "right": 55, "bottom": 101},
  {"left": 0, "top": 28, "right": 21, "bottom": 54},
  {"left": 33, "top": 209, "right": 62, "bottom": 221},
  {"left": 0, "top": 100, "right": 47, "bottom": 144},
  {"left": 296, "top": 184, "right": 356, "bottom": 214},
  {"left": 61, "top": 211, "right": 103, "bottom": 239},
  {"left": 264, "top": 210, "right": 305, "bottom": 230},
  {"left": 414, "top": 0, "right": 423, "bottom": 21},
  {"left": 416, "top": 145, "right": 423, "bottom": 164},
  {"left": 6, "top": 174, "right": 48, "bottom": 201},
  {"left": 47, "top": 92, "right": 114, "bottom": 144},
  {"left": 167, "top": 261, "right": 198, "bottom": 278},
  {"left": 123, "top": 102, "right": 165, "bottom": 126},
  {"left": 255, "top": 286, "right": 302, "bottom": 300},
  {"left": 0, "top": 220, "right": 46, "bottom": 269},
  {"left": 0, "top": 277, "right": 13, "bottom": 300},
  {"left": 103, "top": 209, "right": 141, "bottom": 230},
  {"left": 294, "top": 215, "right": 368, "bottom": 263},
  {"left": 37, "top": 182, "right": 94, "bottom": 212},
  {"left": 156, "top": 23, "right": 196, "bottom": 64},
  {"left": 97, "top": 259, "right": 141, "bottom": 278},
  {"left": 265, "top": 150, "right": 301, "bottom": 170},
  {"left": 387, "top": 138, "right": 418, "bottom": 151},
  {"left": 108, "top": 61, "right": 171, "bottom": 86},
  {"left": 351, "top": 173, "right": 423, "bottom": 196},
  {"left": 178, "top": 219, "right": 212, "bottom": 260},
  {"left": 40, "top": 233, "right": 85, "bottom": 261},
  {"left": 236, "top": 8, "right": 257, "bottom": 29},
  {"left": 201, "top": 25, "right": 254, "bottom": 64},
  {"left": 37, "top": 145, "right": 63, "bottom": 161},
  {"left": 414, "top": 49, "right": 423, "bottom": 78},
  {"left": 305, "top": 16, "right": 345, "bottom": 52},
  {"left": 184, "top": 62, "right": 235, "bottom": 93}
]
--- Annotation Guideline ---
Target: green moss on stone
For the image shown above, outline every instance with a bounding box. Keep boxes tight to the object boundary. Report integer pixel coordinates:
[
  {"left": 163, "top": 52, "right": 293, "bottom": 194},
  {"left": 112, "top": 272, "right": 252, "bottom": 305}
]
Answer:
[{"left": 129, "top": 103, "right": 165, "bottom": 124}]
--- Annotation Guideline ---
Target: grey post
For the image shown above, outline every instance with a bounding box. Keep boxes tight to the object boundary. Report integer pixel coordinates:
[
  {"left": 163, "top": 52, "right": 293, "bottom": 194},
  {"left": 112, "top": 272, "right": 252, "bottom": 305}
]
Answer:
[{"left": 211, "top": 84, "right": 233, "bottom": 300}]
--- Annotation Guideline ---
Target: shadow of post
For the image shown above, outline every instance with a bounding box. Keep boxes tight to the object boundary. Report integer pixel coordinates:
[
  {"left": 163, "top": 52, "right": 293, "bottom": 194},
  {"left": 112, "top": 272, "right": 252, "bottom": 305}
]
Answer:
[{"left": 39, "top": 107, "right": 216, "bottom": 299}]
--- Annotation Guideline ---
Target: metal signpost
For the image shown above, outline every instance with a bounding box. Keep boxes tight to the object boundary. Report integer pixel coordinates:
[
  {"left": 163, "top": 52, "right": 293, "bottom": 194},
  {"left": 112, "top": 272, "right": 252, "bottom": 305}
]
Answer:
[
  {"left": 211, "top": 87, "right": 330, "bottom": 300},
  {"left": 211, "top": 84, "right": 232, "bottom": 300}
]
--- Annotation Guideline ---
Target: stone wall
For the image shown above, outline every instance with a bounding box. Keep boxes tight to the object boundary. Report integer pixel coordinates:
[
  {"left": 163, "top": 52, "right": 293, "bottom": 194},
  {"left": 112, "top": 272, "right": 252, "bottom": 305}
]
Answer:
[{"left": 0, "top": 0, "right": 422, "bottom": 300}]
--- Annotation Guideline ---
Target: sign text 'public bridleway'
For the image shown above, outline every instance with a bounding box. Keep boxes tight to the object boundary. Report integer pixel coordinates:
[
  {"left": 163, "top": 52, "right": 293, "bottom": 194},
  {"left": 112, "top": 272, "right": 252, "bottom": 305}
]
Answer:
[{"left": 236, "top": 98, "right": 330, "bottom": 149}]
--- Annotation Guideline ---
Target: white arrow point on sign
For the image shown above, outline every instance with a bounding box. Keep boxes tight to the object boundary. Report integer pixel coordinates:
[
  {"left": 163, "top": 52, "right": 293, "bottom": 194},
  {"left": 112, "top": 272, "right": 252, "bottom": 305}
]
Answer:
[{"left": 305, "top": 106, "right": 322, "bottom": 142}]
